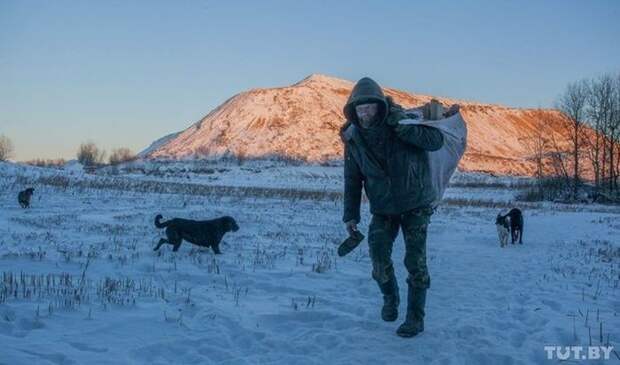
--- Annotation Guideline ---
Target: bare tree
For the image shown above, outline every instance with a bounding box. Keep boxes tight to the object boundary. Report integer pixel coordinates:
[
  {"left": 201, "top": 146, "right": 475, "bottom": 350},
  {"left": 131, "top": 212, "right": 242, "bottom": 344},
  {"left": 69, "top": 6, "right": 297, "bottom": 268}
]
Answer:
[
  {"left": 109, "top": 147, "right": 136, "bottom": 165},
  {"left": 557, "top": 80, "right": 589, "bottom": 199},
  {"left": 610, "top": 74, "right": 620, "bottom": 191},
  {"left": 548, "top": 134, "right": 571, "bottom": 185},
  {"left": 77, "top": 142, "right": 106, "bottom": 166},
  {"left": 585, "top": 74, "right": 614, "bottom": 191},
  {"left": 0, "top": 134, "right": 14, "bottom": 161},
  {"left": 518, "top": 111, "right": 559, "bottom": 200}
]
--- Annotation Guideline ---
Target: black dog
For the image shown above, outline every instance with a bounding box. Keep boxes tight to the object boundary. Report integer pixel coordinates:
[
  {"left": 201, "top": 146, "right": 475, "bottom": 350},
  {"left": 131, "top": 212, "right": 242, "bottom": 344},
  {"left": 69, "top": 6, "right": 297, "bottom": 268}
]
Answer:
[
  {"left": 18, "top": 188, "right": 35, "bottom": 208},
  {"left": 153, "top": 214, "right": 239, "bottom": 253},
  {"left": 502, "top": 208, "right": 524, "bottom": 244}
]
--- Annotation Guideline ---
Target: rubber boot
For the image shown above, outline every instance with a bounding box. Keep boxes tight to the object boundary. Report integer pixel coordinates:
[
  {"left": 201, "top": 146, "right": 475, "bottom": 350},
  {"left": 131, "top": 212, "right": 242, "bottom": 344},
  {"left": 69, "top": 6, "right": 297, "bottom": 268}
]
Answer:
[
  {"left": 378, "top": 276, "right": 399, "bottom": 322},
  {"left": 396, "top": 284, "right": 426, "bottom": 338}
]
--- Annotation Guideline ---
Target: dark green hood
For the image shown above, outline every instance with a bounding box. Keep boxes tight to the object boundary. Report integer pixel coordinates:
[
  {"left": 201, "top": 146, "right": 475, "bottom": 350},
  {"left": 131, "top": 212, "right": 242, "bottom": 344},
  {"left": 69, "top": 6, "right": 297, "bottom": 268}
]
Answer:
[{"left": 343, "top": 77, "right": 388, "bottom": 125}]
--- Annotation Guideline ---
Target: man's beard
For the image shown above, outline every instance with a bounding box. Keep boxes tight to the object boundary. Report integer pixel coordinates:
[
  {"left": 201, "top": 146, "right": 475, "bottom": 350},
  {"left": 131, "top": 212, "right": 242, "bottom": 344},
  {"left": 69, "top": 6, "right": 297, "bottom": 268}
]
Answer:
[{"left": 358, "top": 114, "right": 379, "bottom": 128}]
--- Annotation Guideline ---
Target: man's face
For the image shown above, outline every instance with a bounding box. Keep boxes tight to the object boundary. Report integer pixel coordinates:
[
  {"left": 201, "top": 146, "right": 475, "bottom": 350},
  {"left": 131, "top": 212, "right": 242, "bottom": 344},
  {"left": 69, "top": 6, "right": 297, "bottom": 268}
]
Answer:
[{"left": 355, "top": 103, "right": 379, "bottom": 128}]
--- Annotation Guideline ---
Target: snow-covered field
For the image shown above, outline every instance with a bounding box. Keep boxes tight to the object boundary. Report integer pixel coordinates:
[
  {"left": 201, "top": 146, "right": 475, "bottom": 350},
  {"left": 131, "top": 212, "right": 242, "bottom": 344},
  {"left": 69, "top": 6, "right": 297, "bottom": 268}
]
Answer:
[{"left": 1, "top": 161, "right": 619, "bottom": 364}]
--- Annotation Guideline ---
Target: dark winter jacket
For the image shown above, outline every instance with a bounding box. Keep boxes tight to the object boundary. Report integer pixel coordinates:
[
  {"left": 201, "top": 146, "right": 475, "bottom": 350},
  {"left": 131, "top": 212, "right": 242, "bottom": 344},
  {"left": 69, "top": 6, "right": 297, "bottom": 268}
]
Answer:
[{"left": 341, "top": 77, "right": 444, "bottom": 223}]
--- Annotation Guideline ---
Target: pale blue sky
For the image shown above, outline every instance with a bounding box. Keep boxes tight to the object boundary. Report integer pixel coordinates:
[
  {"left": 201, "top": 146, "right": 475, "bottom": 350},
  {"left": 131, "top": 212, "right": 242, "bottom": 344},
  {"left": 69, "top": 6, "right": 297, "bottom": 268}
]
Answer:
[{"left": 1, "top": 0, "right": 619, "bottom": 160}]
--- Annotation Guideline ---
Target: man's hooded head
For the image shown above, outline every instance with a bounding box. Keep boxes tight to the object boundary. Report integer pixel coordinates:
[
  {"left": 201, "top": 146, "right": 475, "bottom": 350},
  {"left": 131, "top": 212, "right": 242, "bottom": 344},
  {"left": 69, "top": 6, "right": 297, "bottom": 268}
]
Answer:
[{"left": 343, "top": 77, "right": 388, "bottom": 128}]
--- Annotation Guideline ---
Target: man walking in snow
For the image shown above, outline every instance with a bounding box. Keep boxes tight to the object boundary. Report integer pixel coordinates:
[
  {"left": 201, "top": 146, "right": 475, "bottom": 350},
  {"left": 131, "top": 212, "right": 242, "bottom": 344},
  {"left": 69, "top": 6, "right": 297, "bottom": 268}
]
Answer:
[{"left": 340, "top": 77, "right": 444, "bottom": 337}]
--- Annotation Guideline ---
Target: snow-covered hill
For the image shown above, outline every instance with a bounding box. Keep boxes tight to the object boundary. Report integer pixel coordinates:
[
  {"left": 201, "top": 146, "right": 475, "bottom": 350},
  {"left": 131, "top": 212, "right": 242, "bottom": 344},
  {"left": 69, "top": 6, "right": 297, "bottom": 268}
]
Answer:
[
  {"left": 138, "top": 131, "right": 181, "bottom": 158},
  {"left": 144, "top": 74, "right": 587, "bottom": 177}
]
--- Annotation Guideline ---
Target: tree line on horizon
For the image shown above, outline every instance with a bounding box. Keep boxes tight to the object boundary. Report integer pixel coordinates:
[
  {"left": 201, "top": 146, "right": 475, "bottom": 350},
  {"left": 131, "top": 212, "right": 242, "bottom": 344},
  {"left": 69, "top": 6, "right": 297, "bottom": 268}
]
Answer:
[
  {"left": 0, "top": 137, "right": 136, "bottom": 167},
  {"left": 521, "top": 71, "right": 620, "bottom": 203}
]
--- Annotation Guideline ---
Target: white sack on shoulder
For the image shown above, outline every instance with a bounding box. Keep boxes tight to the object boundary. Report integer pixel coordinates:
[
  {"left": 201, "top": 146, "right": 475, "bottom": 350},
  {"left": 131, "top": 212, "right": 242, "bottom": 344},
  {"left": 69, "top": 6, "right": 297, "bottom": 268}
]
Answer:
[{"left": 398, "top": 111, "right": 468, "bottom": 207}]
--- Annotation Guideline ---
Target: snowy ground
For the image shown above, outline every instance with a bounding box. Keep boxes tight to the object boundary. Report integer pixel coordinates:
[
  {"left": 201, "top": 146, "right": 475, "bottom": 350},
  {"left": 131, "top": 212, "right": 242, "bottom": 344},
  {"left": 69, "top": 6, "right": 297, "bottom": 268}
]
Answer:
[{"left": 0, "top": 161, "right": 619, "bottom": 364}]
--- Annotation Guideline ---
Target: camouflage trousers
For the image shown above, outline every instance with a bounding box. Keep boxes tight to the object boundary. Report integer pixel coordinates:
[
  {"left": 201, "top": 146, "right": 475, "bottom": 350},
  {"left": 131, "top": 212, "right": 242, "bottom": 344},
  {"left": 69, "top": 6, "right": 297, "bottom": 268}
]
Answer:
[{"left": 368, "top": 207, "right": 432, "bottom": 289}]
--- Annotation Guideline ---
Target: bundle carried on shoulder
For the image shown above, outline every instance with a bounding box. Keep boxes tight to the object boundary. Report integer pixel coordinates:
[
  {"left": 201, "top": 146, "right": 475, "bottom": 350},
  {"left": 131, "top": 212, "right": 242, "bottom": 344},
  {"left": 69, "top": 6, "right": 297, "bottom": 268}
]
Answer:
[{"left": 398, "top": 99, "right": 468, "bottom": 207}]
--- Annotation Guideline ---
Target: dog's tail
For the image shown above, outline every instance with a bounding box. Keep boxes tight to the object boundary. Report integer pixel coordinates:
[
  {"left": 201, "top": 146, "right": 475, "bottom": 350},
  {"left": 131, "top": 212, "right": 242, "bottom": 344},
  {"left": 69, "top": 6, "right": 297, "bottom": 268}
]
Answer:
[{"left": 154, "top": 214, "right": 170, "bottom": 228}]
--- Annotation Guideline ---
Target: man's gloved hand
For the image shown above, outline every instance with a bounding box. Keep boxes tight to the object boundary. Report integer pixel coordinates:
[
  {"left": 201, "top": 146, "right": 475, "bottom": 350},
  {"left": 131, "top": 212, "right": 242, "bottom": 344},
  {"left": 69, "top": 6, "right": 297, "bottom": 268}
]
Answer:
[
  {"left": 344, "top": 219, "right": 358, "bottom": 236},
  {"left": 384, "top": 96, "right": 408, "bottom": 127},
  {"left": 385, "top": 108, "right": 408, "bottom": 127}
]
